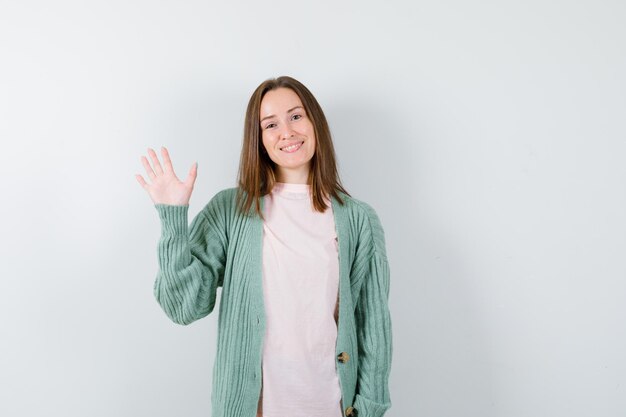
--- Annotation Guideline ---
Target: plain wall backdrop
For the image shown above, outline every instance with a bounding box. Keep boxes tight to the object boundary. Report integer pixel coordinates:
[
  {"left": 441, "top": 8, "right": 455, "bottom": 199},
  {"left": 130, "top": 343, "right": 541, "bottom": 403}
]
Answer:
[{"left": 1, "top": 0, "right": 624, "bottom": 416}]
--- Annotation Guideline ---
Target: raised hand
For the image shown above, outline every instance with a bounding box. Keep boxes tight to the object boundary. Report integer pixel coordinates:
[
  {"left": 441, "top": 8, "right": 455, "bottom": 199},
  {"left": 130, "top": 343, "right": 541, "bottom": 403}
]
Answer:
[{"left": 135, "top": 146, "right": 197, "bottom": 206}]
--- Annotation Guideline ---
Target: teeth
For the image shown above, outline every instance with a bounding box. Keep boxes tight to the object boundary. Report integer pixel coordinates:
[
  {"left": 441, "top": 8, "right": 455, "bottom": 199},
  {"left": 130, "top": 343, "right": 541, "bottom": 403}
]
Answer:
[{"left": 281, "top": 142, "right": 302, "bottom": 151}]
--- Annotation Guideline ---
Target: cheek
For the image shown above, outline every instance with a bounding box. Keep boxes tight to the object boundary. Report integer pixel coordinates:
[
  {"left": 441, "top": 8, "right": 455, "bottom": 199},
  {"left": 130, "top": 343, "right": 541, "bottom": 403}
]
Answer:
[
  {"left": 262, "top": 137, "right": 280, "bottom": 157},
  {"left": 261, "top": 135, "right": 271, "bottom": 151},
  {"left": 308, "top": 127, "right": 316, "bottom": 151}
]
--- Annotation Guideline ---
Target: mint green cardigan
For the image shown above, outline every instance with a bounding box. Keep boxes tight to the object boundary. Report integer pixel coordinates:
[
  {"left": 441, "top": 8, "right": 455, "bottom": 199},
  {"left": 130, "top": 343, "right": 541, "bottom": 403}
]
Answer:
[{"left": 153, "top": 187, "right": 392, "bottom": 417}]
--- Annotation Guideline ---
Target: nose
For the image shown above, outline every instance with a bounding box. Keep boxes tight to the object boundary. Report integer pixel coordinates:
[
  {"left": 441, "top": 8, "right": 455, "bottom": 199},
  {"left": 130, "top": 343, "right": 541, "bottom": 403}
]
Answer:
[{"left": 279, "top": 123, "right": 295, "bottom": 140}]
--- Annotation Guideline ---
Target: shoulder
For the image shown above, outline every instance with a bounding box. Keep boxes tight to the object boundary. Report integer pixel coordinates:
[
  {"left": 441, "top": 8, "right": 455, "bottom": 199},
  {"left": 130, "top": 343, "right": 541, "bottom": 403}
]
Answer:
[
  {"left": 207, "top": 187, "right": 238, "bottom": 204},
  {"left": 212, "top": 187, "right": 239, "bottom": 204},
  {"left": 199, "top": 187, "right": 238, "bottom": 218},
  {"left": 340, "top": 193, "right": 388, "bottom": 260}
]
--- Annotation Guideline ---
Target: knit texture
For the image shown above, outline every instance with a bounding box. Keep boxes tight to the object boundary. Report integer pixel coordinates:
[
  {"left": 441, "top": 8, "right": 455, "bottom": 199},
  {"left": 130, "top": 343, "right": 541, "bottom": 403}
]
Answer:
[{"left": 153, "top": 187, "right": 392, "bottom": 417}]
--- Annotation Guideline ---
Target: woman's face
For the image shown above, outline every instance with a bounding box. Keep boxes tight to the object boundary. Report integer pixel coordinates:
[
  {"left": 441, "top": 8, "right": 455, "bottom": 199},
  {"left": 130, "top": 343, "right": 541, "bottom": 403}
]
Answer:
[{"left": 260, "top": 87, "right": 316, "bottom": 183}]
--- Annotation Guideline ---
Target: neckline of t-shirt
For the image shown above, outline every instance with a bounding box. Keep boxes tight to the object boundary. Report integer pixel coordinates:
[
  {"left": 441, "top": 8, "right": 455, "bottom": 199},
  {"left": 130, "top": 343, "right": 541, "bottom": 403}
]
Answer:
[{"left": 272, "top": 182, "right": 311, "bottom": 200}]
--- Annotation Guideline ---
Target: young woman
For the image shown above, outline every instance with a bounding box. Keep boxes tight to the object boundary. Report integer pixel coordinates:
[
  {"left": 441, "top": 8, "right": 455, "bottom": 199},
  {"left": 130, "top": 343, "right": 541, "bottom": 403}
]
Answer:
[{"left": 136, "top": 76, "right": 393, "bottom": 417}]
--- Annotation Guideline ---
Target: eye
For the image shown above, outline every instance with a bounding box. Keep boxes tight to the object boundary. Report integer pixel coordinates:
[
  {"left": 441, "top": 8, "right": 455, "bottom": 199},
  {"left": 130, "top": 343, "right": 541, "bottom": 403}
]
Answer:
[
  {"left": 291, "top": 114, "right": 302, "bottom": 120},
  {"left": 264, "top": 123, "right": 276, "bottom": 129}
]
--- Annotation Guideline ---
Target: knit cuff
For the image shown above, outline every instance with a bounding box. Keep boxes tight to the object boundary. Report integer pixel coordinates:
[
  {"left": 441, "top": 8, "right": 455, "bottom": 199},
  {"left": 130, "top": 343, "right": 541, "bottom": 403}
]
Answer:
[
  {"left": 154, "top": 204, "right": 189, "bottom": 236},
  {"left": 353, "top": 393, "right": 391, "bottom": 417}
]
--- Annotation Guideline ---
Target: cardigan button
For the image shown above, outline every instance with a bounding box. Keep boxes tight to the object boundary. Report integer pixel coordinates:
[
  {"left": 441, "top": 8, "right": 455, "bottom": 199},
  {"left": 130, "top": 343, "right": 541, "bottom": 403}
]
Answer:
[
  {"left": 345, "top": 406, "right": 358, "bottom": 416},
  {"left": 337, "top": 352, "right": 350, "bottom": 363}
]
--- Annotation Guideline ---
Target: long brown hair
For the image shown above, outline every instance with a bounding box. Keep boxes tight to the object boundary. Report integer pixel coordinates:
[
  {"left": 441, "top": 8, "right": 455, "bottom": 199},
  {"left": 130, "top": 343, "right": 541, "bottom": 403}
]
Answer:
[{"left": 236, "top": 75, "right": 351, "bottom": 220}]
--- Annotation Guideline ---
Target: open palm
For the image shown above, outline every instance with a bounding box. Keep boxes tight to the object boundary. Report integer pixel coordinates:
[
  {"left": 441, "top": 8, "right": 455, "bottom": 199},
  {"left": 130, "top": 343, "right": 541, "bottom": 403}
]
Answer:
[{"left": 135, "top": 147, "right": 197, "bottom": 206}]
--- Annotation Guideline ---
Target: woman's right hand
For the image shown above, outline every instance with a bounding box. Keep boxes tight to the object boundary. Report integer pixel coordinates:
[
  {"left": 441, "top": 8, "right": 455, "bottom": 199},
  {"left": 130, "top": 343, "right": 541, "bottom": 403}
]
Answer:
[{"left": 135, "top": 146, "right": 197, "bottom": 206}]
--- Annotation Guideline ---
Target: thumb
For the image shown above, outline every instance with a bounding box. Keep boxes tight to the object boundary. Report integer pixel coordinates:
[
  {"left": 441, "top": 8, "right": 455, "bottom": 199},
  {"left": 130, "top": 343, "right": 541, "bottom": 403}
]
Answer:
[{"left": 185, "top": 162, "right": 198, "bottom": 187}]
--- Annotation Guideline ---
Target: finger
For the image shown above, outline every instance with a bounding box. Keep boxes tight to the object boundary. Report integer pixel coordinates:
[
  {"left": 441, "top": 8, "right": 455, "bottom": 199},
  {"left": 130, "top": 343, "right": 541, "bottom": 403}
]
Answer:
[
  {"left": 141, "top": 155, "right": 156, "bottom": 180},
  {"left": 161, "top": 146, "right": 175, "bottom": 173},
  {"left": 135, "top": 174, "right": 148, "bottom": 190},
  {"left": 147, "top": 147, "right": 164, "bottom": 175}
]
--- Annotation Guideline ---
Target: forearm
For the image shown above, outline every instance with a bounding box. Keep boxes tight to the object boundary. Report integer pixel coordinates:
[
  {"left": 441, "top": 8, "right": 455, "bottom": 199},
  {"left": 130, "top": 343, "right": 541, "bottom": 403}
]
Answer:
[{"left": 153, "top": 204, "right": 226, "bottom": 325}]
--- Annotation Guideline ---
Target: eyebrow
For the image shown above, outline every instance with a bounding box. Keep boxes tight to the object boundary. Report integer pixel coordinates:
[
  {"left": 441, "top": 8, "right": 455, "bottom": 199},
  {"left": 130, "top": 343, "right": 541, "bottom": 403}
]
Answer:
[{"left": 260, "top": 106, "right": 304, "bottom": 123}]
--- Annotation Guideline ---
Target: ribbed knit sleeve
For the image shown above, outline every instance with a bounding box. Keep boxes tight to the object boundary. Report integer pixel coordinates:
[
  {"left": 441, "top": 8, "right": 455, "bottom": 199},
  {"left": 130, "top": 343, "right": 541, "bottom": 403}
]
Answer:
[
  {"left": 153, "top": 199, "right": 227, "bottom": 326},
  {"left": 352, "top": 202, "right": 393, "bottom": 417}
]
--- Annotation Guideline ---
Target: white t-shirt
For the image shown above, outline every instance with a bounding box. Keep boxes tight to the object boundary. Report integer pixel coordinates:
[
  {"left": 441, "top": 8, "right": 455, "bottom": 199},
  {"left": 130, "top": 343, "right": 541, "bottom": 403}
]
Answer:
[{"left": 257, "top": 182, "right": 343, "bottom": 417}]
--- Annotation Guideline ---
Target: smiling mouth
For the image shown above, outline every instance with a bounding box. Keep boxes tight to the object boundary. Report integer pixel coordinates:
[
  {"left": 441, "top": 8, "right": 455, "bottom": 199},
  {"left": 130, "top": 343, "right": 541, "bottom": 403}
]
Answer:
[{"left": 280, "top": 141, "right": 304, "bottom": 153}]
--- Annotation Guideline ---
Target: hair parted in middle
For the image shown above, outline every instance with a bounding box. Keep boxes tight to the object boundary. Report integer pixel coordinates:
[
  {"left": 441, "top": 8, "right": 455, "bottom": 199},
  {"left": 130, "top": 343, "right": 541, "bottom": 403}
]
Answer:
[{"left": 235, "top": 75, "right": 350, "bottom": 221}]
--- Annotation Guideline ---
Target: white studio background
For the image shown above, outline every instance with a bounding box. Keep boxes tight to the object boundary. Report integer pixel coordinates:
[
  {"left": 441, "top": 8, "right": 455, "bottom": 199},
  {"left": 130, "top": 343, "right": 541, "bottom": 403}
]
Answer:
[{"left": 1, "top": 1, "right": 624, "bottom": 416}]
